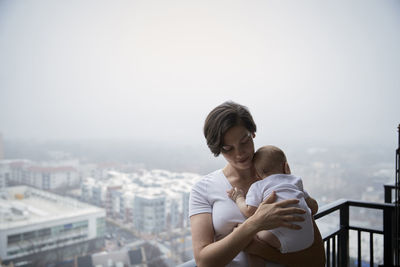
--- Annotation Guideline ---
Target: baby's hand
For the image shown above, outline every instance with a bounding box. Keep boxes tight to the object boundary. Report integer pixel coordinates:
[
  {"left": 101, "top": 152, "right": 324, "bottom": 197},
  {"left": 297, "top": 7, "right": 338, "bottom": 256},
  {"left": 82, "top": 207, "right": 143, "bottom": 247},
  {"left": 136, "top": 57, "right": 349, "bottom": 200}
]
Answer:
[
  {"left": 226, "top": 187, "right": 245, "bottom": 202},
  {"left": 227, "top": 188, "right": 236, "bottom": 200}
]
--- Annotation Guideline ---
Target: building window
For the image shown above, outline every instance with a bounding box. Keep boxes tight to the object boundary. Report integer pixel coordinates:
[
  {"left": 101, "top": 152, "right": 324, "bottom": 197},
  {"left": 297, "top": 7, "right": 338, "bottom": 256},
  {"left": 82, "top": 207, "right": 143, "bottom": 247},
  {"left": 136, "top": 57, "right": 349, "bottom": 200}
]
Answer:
[
  {"left": 7, "top": 234, "right": 21, "bottom": 245},
  {"left": 37, "top": 228, "right": 51, "bottom": 238},
  {"left": 22, "top": 231, "right": 35, "bottom": 241},
  {"left": 96, "top": 217, "right": 105, "bottom": 237}
]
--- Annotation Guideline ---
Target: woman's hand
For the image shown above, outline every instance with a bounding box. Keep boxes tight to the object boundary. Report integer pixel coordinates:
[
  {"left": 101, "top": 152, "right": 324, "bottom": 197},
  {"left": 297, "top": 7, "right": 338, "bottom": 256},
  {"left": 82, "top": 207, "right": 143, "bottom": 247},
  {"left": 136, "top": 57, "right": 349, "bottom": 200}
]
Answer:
[{"left": 249, "top": 191, "right": 306, "bottom": 231}]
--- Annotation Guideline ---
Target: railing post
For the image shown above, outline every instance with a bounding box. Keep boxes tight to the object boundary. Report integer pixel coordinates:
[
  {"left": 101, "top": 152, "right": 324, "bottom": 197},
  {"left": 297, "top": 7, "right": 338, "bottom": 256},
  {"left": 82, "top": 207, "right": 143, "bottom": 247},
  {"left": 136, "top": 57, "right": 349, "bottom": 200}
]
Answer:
[
  {"left": 395, "top": 124, "right": 400, "bottom": 266},
  {"left": 339, "top": 202, "right": 349, "bottom": 267},
  {"left": 383, "top": 205, "right": 394, "bottom": 266},
  {"left": 384, "top": 184, "right": 392, "bottom": 204}
]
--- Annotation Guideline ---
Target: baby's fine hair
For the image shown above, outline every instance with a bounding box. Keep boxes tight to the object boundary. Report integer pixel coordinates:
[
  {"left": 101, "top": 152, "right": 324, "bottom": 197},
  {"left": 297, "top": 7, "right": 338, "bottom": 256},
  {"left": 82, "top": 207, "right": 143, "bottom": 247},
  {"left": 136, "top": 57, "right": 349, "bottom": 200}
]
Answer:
[{"left": 253, "top": 145, "right": 287, "bottom": 174}]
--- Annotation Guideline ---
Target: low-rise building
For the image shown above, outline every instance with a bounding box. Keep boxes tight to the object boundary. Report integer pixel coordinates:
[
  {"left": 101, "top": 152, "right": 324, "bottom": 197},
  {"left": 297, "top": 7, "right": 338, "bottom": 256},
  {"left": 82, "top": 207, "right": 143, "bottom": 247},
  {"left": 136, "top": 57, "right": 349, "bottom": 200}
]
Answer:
[
  {"left": 3, "top": 160, "right": 80, "bottom": 190},
  {"left": 0, "top": 186, "right": 106, "bottom": 265},
  {"left": 0, "top": 161, "right": 11, "bottom": 189}
]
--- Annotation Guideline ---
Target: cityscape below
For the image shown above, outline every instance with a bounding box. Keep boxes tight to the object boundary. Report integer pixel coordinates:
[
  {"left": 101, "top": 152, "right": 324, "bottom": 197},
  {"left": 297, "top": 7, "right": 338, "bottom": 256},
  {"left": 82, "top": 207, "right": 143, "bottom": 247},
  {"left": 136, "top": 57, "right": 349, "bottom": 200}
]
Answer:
[{"left": 0, "top": 136, "right": 396, "bottom": 266}]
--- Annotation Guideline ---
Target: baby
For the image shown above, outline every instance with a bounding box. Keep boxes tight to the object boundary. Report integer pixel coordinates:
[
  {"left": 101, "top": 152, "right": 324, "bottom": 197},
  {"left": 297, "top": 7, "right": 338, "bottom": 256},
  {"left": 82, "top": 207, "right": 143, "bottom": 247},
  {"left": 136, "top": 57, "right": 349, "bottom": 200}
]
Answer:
[{"left": 227, "top": 145, "right": 319, "bottom": 266}]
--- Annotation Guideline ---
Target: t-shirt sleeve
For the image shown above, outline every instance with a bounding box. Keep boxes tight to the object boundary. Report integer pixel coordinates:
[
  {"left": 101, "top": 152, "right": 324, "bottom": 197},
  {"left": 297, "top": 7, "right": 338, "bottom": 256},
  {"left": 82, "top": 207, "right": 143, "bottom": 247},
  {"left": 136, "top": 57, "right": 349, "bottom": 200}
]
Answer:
[
  {"left": 189, "top": 178, "right": 212, "bottom": 217},
  {"left": 245, "top": 183, "right": 262, "bottom": 207}
]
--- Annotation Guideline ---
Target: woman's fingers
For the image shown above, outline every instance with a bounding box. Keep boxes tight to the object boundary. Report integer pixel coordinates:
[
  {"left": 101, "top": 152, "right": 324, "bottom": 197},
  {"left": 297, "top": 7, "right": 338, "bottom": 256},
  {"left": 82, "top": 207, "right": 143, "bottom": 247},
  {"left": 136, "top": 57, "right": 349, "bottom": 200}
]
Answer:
[
  {"left": 282, "top": 214, "right": 305, "bottom": 222},
  {"left": 278, "top": 206, "right": 306, "bottom": 215},
  {"left": 275, "top": 198, "right": 300, "bottom": 207},
  {"left": 262, "top": 191, "right": 277, "bottom": 204},
  {"left": 261, "top": 197, "right": 306, "bottom": 215},
  {"left": 261, "top": 194, "right": 302, "bottom": 210},
  {"left": 252, "top": 193, "right": 307, "bottom": 231}
]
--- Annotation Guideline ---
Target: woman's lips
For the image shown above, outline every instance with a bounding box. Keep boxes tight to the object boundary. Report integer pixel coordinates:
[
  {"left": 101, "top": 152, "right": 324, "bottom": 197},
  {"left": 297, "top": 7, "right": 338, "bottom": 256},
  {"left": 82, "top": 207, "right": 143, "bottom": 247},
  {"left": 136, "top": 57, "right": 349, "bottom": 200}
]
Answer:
[{"left": 237, "top": 156, "right": 249, "bottom": 163}]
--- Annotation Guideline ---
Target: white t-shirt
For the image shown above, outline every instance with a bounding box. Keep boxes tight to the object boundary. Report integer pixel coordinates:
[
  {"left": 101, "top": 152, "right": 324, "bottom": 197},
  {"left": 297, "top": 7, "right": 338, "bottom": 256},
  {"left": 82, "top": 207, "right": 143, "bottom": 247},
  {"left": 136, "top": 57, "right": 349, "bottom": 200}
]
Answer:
[
  {"left": 246, "top": 174, "right": 314, "bottom": 253},
  {"left": 246, "top": 174, "right": 310, "bottom": 206},
  {"left": 189, "top": 169, "right": 284, "bottom": 267}
]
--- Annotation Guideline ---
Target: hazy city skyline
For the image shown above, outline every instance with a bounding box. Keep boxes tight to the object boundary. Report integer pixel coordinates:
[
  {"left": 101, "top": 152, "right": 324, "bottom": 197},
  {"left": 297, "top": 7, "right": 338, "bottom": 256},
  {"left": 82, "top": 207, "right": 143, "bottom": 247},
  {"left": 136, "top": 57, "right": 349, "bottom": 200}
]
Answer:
[
  {"left": 1, "top": 0, "right": 399, "bottom": 150},
  {"left": 1, "top": 2, "right": 398, "bottom": 263}
]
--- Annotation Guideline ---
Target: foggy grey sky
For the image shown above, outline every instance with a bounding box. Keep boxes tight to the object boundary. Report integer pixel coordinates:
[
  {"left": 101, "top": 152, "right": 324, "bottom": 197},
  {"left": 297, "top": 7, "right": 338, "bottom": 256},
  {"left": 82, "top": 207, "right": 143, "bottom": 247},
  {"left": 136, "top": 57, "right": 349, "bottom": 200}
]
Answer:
[{"left": 1, "top": 0, "right": 399, "bottom": 149}]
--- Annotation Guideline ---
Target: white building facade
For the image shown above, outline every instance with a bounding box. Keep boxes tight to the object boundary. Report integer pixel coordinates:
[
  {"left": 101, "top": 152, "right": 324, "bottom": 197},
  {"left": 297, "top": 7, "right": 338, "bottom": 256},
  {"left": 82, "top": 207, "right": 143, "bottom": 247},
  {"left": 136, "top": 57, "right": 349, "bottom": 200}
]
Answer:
[
  {"left": 0, "top": 186, "right": 105, "bottom": 262},
  {"left": 0, "top": 161, "right": 11, "bottom": 189},
  {"left": 3, "top": 160, "right": 80, "bottom": 190},
  {"left": 133, "top": 193, "right": 166, "bottom": 234}
]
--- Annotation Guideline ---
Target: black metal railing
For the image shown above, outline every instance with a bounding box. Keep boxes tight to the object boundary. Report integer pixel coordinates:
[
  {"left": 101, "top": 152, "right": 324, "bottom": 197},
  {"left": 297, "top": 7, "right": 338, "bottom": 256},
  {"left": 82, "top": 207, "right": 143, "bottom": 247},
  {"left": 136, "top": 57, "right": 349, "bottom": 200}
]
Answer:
[
  {"left": 315, "top": 184, "right": 398, "bottom": 267},
  {"left": 385, "top": 183, "right": 400, "bottom": 266}
]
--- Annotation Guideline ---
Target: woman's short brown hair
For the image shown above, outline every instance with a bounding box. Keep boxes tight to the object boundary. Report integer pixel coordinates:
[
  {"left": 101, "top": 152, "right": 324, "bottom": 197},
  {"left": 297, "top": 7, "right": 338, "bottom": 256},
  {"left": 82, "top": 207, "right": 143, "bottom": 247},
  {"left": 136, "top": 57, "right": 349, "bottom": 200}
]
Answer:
[{"left": 203, "top": 101, "right": 257, "bottom": 156}]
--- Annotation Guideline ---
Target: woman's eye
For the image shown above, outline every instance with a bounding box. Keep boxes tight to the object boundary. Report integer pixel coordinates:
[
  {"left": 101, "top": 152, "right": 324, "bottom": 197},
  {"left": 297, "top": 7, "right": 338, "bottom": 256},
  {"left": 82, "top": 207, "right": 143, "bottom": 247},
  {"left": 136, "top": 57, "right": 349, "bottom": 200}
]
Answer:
[{"left": 222, "top": 146, "right": 232, "bottom": 152}]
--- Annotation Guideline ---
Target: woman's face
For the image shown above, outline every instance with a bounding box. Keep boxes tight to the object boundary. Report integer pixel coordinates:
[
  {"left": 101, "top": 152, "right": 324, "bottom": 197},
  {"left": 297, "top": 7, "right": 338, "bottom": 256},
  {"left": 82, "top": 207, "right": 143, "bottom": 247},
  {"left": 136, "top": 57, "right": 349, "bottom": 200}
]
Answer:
[{"left": 220, "top": 125, "right": 255, "bottom": 170}]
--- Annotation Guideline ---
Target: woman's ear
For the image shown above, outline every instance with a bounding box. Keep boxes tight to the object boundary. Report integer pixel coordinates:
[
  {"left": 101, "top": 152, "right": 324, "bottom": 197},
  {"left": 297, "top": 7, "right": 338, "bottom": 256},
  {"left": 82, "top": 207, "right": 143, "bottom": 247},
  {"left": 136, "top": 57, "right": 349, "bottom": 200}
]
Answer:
[
  {"left": 252, "top": 132, "right": 256, "bottom": 138},
  {"left": 284, "top": 162, "right": 291, "bottom": 174}
]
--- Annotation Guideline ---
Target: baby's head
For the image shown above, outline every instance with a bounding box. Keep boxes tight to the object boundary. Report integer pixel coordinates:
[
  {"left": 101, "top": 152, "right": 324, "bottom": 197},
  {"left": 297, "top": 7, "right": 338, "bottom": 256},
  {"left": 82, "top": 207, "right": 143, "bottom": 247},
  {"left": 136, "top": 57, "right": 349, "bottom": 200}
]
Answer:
[{"left": 253, "top": 145, "right": 291, "bottom": 179}]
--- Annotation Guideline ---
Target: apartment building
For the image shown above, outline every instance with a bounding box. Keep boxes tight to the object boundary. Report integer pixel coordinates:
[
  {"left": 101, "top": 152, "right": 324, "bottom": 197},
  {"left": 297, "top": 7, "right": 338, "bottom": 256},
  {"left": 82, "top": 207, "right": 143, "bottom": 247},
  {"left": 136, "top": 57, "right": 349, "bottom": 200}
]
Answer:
[
  {"left": 133, "top": 191, "right": 166, "bottom": 234},
  {"left": 4, "top": 160, "right": 80, "bottom": 190},
  {"left": 0, "top": 161, "right": 10, "bottom": 189}
]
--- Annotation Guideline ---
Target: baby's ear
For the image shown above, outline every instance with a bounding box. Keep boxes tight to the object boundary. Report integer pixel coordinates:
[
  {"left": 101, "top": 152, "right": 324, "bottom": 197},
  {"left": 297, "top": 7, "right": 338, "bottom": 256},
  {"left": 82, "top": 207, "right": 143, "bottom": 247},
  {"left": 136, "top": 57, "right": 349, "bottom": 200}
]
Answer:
[{"left": 284, "top": 162, "right": 291, "bottom": 174}]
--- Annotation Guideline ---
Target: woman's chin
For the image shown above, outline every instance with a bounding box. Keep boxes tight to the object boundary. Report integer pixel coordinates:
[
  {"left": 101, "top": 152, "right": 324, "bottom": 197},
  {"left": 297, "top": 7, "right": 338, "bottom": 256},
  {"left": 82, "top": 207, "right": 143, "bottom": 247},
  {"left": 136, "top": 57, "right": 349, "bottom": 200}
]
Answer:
[{"left": 235, "top": 160, "right": 252, "bottom": 169}]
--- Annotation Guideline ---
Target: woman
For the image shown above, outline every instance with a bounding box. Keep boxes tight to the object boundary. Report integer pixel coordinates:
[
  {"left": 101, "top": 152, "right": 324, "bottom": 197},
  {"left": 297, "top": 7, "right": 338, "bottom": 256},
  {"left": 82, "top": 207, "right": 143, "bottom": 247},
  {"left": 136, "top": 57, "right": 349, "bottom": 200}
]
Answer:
[{"left": 189, "top": 101, "right": 325, "bottom": 267}]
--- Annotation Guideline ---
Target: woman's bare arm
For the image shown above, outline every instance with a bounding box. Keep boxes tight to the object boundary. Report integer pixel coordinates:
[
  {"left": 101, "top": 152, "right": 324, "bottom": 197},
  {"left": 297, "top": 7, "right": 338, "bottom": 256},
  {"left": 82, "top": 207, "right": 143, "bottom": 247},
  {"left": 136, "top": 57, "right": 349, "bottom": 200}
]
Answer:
[
  {"left": 191, "top": 192, "right": 306, "bottom": 267},
  {"left": 191, "top": 212, "right": 259, "bottom": 267}
]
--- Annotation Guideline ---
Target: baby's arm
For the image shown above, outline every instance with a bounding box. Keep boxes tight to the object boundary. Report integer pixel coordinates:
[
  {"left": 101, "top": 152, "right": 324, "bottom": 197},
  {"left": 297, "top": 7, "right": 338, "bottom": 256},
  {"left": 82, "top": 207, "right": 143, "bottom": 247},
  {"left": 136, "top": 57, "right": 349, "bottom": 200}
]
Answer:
[
  {"left": 305, "top": 196, "right": 318, "bottom": 215},
  {"left": 227, "top": 187, "right": 258, "bottom": 218}
]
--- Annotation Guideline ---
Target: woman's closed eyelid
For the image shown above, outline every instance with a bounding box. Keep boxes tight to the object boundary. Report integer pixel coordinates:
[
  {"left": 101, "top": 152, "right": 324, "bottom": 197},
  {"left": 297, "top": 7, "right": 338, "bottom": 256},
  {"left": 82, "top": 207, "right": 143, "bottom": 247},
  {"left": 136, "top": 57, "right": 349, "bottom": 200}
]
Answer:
[
  {"left": 222, "top": 133, "right": 252, "bottom": 152},
  {"left": 222, "top": 146, "right": 232, "bottom": 152},
  {"left": 222, "top": 140, "right": 247, "bottom": 151}
]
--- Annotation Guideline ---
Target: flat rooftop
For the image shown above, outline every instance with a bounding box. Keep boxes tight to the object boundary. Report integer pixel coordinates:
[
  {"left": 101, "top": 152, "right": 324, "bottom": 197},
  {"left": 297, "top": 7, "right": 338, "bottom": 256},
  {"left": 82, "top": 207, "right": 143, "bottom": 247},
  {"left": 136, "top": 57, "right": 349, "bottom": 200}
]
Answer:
[{"left": 0, "top": 186, "right": 104, "bottom": 230}]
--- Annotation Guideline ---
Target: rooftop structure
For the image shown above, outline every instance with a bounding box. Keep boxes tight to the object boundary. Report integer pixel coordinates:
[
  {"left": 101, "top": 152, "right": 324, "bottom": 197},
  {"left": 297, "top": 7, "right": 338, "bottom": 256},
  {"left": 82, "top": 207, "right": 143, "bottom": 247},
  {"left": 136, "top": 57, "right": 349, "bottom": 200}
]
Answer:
[{"left": 0, "top": 186, "right": 106, "bottom": 264}]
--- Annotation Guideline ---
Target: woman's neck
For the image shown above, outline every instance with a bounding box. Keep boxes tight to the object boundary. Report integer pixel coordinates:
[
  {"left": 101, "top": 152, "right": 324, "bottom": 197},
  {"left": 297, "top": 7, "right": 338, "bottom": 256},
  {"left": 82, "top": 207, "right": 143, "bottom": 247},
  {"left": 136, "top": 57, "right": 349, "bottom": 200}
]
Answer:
[
  {"left": 223, "top": 164, "right": 255, "bottom": 181},
  {"left": 223, "top": 164, "right": 257, "bottom": 192}
]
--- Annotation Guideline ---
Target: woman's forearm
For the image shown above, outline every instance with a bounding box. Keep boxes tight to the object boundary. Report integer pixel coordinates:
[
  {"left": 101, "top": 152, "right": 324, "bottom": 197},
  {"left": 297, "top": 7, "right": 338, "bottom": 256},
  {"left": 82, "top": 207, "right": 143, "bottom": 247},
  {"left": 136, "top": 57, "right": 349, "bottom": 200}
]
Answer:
[{"left": 195, "top": 218, "right": 259, "bottom": 267}]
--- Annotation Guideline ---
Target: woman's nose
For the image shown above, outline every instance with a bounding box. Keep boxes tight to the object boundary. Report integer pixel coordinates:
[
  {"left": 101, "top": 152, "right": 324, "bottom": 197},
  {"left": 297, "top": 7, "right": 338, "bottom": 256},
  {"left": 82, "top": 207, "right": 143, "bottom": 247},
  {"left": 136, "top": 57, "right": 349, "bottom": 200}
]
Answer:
[{"left": 235, "top": 146, "right": 245, "bottom": 157}]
